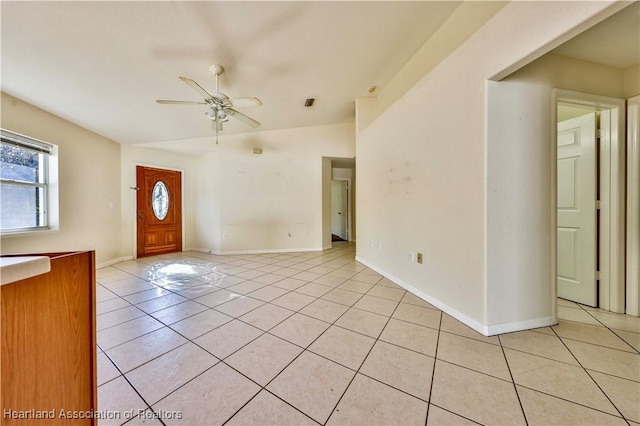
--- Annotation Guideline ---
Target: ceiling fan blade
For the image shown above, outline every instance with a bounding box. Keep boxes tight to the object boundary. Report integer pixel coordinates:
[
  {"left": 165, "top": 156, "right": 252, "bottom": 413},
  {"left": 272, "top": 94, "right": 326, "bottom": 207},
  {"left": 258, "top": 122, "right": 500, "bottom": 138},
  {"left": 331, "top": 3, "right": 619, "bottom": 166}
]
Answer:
[
  {"left": 228, "top": 97, "right": 263, "bottom": 108},
  {"left": 156, "top": 100, "right": 206, "bottom": 105},
  {"left": 179, "top": 76, "right": 213, "bottom": 99},
  {"left": 224, "top": 108, "right": 261, "bottom": 128}
]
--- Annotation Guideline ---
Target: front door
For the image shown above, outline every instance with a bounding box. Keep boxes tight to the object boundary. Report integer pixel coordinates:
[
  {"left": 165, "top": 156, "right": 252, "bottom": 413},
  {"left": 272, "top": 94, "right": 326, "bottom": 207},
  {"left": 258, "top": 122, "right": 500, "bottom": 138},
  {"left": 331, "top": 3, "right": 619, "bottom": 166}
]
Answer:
[
  {"left": 557, "top": 113, "right": 597, "bottom": 306},
  {"left": 136, "top": 166, "right": 182, "bottom": 258}
]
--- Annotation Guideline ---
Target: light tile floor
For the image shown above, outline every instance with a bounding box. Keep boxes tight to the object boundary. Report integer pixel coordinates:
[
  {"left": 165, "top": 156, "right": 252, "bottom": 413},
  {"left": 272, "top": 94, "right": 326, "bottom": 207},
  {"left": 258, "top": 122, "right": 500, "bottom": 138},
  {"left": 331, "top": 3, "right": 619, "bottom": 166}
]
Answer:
[{"left": 96, "top": 243, "right": 640, "bottom": 425}]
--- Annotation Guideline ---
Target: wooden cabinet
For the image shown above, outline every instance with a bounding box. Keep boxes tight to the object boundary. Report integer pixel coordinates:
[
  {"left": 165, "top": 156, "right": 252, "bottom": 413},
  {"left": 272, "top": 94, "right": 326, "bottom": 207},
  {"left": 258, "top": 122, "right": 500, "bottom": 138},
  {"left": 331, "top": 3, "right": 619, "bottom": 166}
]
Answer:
[{"left": 1, "top": 251, "right": 97, "bottom": 425}]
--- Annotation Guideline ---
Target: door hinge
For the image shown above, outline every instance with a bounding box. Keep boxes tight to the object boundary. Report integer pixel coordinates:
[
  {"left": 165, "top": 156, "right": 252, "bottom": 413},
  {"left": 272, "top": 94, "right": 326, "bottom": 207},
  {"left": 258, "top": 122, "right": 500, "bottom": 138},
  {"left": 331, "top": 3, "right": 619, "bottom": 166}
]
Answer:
[
  {"left": 596, "top": 271, "right": 601, "bottom": 280},
  {"left": 596, "top": 200, "right": 601, "bottom": 210},
  {"left": 597, "top": 129, "right": 604, "bottom": 140}
]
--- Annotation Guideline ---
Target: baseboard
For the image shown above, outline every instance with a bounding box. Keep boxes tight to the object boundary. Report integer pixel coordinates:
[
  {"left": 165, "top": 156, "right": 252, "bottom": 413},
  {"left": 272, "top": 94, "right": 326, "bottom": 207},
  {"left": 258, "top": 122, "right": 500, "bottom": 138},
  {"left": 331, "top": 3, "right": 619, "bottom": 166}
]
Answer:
[
  {"left": 355, "top": 256, "right": 555, "bottom": 336},
  {"left": 192, "top": 247, "right": 324, "bottom": 255},
  {"left": 323, "top": 244, "right": 333, "bottom": 250},
  {"left": 97, "top": 256, "right": 133, "bottom": 269},
  {"left": 485, "top": 316, "right": 556, "bottom": 336}
]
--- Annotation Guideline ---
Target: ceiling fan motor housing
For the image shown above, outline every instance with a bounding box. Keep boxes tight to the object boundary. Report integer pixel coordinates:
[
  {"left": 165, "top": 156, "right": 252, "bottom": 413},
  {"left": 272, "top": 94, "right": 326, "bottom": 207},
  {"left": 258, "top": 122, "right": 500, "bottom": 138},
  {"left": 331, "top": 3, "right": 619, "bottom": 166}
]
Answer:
[{"left": 209, "top": 64, "right": 225, "bottom": 76}]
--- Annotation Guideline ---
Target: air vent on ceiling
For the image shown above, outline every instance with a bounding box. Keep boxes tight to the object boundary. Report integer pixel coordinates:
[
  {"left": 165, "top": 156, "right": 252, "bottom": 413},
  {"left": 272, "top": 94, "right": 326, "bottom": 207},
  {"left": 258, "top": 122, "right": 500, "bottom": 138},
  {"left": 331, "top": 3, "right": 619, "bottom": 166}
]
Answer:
[{"left": 304, "top": 98, "right": 315, "bottom": 107}]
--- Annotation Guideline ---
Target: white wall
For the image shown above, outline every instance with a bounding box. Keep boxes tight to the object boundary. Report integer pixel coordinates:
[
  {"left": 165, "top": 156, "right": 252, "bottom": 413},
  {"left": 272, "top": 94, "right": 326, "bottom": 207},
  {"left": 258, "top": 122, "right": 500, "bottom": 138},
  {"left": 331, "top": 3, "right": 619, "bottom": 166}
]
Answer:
[
  {"left": 193, "top": 123, "right": 354, "bottom": 254},
  {"left": 192, "top": 151, "right": 221, "bottom": 253},
  {"left": 356, "top": 1, "right": 624, "bottom": 334},
  {"left": 487, "top": 54, "right": 629, "bottom": 325},
  {"left": 120, "top": 145, "right": 195, "bottom": 258},
  {"left": 1, "top": 92, "right": 122, "bottom": 266}
]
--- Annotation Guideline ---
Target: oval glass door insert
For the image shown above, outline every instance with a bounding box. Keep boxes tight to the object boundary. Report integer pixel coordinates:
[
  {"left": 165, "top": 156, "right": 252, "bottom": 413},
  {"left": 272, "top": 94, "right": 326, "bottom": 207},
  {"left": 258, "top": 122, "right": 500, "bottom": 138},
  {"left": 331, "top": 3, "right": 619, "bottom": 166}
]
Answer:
[{"left": 152, "top": 181, "right": 169, "bottom": 220}]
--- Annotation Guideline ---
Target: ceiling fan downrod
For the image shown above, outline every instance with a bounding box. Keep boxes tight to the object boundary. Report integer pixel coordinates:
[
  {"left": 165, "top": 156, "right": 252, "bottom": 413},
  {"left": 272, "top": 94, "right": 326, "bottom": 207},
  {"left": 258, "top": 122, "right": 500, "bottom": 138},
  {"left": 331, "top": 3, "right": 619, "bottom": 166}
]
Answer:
[{"left": 209, "top": 64, "right": 224, "bottom": 92}]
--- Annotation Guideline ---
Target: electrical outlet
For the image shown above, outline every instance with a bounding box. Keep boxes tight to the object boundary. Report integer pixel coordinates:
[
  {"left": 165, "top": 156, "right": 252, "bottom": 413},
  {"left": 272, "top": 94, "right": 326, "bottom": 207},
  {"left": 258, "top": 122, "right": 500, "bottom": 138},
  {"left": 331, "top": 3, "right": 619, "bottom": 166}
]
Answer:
[
  {"left": 410, "top": 252, "right": 415, "bottom": 262},
  {"left": 417, "top": 253, "right": 423, "bottom": 264},
  {"left": 223, "top": 233, "right": 229, "bottom": 240},
  {"left": 378, "top": 242, "right": 383, "bottom": 251}
]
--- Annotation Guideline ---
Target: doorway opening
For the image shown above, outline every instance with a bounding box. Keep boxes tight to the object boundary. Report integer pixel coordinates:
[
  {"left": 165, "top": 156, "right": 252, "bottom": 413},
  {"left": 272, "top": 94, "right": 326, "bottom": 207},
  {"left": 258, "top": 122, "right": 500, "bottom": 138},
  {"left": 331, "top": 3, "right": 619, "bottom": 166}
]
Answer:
[
  {"left": 331, "top": 179, "right": 350, "bottom": 242},
  {"left": 322, "top": 157, "right": 355, "bottom": 248},
  {"left": 554, "top": 90, "right": 626, "bottom": 313}
]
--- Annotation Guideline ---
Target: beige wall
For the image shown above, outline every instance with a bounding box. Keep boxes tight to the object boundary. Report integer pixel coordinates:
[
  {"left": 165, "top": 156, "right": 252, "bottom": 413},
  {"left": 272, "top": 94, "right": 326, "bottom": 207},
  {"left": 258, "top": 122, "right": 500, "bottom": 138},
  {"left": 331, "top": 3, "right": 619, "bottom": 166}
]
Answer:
[
  {"left": 356, "top": 1, "right": 624, "bottom": 334},
  {"left": 1, "top": 92, "right": 122, "bottom": 266},
  {"left": 193, "top": 123, "right": 355, "bottom": 254},
  {"left": 624, "top": 64, "right": 640, "bottom": 98},
  {"left": 375, "top": 1, "right": 506, "bottom": 119},
  {"left": 505, "top": 53, "right": 626, "bottom": 98}
]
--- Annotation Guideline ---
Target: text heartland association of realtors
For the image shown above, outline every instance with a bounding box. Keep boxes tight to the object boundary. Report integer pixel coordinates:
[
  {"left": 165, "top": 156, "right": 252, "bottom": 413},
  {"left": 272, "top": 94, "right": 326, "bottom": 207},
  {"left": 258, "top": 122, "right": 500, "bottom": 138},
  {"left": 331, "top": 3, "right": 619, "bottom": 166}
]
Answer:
[{"left": 3, "top": 409, "right": 182, "bottom": 420}]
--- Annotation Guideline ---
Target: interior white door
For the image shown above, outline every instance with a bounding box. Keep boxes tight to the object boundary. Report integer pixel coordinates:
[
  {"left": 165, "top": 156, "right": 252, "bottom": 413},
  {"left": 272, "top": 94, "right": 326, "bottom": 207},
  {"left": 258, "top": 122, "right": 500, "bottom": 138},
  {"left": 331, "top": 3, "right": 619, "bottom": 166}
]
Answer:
[
  {"left": 557, "top": 112, "right": 597, "bottom": 306},
  {"left": 331, "top": 180, "right": 348, "bottom": 240}
]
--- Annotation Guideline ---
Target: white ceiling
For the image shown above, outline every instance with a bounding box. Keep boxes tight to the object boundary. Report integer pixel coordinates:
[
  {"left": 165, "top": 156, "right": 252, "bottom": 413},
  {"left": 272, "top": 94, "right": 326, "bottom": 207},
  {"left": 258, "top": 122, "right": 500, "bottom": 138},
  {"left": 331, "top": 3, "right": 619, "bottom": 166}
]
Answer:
[
  {"left": 1, "top": 1, "right": 461, "bottom": 145},
  {"left": 2, "top": 2, "right": 637, "bottom": 149}
]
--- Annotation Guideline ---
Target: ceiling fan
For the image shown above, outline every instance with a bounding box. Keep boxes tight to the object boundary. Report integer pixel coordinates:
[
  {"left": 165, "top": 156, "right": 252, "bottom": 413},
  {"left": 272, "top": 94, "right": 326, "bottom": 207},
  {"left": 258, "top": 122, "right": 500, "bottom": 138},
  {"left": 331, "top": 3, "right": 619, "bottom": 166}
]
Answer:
[{"left": 156, "top": 64, "right": 262, "bottom": 143}]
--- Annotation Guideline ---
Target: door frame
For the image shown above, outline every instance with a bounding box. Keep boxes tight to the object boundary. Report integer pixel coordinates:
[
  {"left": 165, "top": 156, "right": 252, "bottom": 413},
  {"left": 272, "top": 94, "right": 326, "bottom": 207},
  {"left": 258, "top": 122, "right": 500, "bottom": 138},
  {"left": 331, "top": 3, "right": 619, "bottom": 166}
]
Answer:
[
  {"left": 131, "top": 163, "right": 186, "bottom": 259},
  {"left": 552, "top": 89, "right": 626, "bottom": 313},
  {"left": 627, "top": 95, "right": 640, "bottom": 316},
  {"left": 331, "top": 177, "right": 352, "bottom": 241}
]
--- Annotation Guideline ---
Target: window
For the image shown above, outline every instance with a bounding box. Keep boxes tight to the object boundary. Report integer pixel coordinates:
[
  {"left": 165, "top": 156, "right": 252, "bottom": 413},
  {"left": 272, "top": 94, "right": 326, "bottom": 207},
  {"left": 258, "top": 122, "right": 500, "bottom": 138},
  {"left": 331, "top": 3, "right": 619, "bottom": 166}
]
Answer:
[
  {"left": 1, "top": 129, "right": 55, "bottom": 232},
  {"left": 152, "top": 180, "right": 169, "bottom": 220}
]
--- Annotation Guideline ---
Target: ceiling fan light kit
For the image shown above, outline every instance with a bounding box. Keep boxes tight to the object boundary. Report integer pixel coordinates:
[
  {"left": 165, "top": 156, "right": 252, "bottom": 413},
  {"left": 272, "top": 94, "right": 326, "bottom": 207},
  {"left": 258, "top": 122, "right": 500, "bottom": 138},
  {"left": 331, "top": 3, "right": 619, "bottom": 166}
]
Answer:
[{"left": 156, "top": 64, "right": 262, "bottom": 143}]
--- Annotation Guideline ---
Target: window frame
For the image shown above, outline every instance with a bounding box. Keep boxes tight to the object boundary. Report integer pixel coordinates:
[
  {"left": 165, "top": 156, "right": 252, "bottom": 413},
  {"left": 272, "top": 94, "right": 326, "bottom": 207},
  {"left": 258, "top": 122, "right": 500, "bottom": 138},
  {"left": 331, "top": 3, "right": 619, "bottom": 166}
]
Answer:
[{"left": 1, "top": 129, "right": 54, "bottom": 234}]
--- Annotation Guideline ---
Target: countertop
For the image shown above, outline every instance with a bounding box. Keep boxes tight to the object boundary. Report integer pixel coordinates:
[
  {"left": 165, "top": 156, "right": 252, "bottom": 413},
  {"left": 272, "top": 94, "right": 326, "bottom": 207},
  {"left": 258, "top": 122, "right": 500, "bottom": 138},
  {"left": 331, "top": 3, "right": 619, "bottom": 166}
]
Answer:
[{"left": 0, "top": 256, "right": 51, "bottom": 285}]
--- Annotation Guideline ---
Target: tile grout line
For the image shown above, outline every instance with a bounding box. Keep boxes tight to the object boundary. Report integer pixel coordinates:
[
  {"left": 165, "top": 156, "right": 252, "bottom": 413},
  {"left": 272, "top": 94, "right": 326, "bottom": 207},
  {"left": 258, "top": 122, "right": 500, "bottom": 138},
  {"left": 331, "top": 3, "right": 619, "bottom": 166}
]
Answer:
[
  {"left": 427, "top": 403, "right": 483, "bottom": 425},
  {"left": 320, "top": 288, "right": 406, "bottom": 425},
  {"left": 424, "top": 311, "right": 443, "bottom": 426},
  {"left": 549, "top": 325, "right": 630, "bottom": 422},
  {"left": 554, "top": 334, "right": 640, "bottom": 355},
  {"left": 497, "top": 334, "right": 529, "bottom": 426},
  {"left": 576, "top": 304, "right": 640, "bottom": 355},
  {"left": 513, "top": 383, "right": 633, "bottom": 422},
  {"left": 99, "top": 349, "right": 172, "bottom": 426},
  {"left": 499, "top": 341, "right": 600, "bottom": 370}
]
